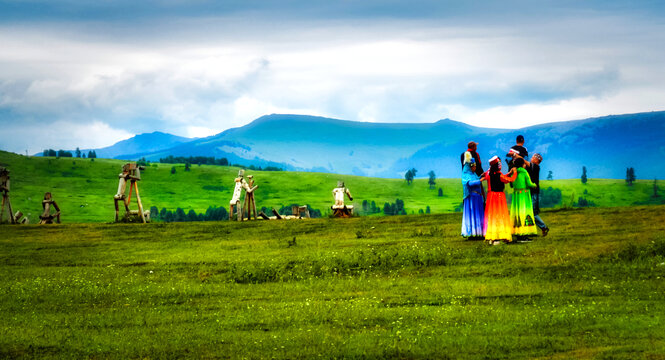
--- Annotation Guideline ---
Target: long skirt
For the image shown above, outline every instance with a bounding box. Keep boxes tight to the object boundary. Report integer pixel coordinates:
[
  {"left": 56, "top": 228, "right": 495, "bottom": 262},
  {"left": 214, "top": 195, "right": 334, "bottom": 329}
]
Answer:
[
  {"left": 510, "top": 189, "right": 537, "bottom": 236},
  {"left": 484, "top": 191, "right": 512, "bottom": 241},
  {"left": 461, "top": 193, "right": 485, "bottom": 237}
]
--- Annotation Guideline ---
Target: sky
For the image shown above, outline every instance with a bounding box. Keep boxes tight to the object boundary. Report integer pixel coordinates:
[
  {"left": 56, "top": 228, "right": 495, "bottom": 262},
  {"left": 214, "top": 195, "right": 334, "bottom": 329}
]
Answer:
[{"left": 1, "top": 0, "right": 664, "bottom": 154}]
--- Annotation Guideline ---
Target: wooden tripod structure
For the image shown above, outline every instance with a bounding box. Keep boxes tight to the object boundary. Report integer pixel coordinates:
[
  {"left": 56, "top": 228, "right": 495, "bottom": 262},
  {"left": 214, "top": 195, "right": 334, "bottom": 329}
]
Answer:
[
  {"left": 242, "top": 175, "right": 258, "bottom": 220},
  {"left": 39, "top": 192, "right": 61, "bottom": 224},
  {"left": 0, "top": 167, "right": 16, "bottom": 224},
  {"left": 229, "top": 170, "right": 258, "bottom": 222},
  {"left": 331, "top": 181, "right": 354, "bottom": 218},
  {"left": 114, "top": 163, "right": 147, "bottom": 223}
]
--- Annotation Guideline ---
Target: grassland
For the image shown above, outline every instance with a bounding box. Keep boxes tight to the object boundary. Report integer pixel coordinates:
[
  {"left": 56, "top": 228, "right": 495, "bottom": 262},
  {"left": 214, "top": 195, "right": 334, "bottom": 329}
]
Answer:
[
  {"left": 1, "top": 150, "right": 662, "bottom": 223},
  {"left": 1, "top": 205, "right": 664, "bottom": 358}
]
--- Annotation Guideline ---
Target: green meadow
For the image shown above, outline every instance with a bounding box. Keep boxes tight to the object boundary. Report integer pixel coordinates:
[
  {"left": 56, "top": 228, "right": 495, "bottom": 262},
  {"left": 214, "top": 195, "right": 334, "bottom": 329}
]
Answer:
[
  {"left": 2, "top": 150, "right": 665, "bottom": 358},
  {"left": 1, "top": 205, "right": 665, "bottom": 359},
  {"left": 0, "top": 151, "right": 662, "bottom": 223}
]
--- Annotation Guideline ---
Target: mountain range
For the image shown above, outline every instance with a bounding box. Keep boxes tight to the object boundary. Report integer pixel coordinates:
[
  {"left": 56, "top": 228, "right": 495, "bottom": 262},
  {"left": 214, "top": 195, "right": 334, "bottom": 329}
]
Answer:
[{"left": 50, "top": 111, "right": 665, "bottom": 180}]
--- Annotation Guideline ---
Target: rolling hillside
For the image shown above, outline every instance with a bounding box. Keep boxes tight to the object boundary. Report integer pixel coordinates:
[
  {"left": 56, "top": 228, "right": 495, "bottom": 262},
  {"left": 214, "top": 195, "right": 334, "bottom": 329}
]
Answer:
[{"left": 1, "top": 150, "right": 662, "bottom": 223}]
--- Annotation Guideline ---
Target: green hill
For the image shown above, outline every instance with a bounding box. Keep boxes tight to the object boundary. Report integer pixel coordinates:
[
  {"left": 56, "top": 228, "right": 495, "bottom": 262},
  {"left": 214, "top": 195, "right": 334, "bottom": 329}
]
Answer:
[{"left": 1, "top": 150, "right": 662, "bottom": 223}]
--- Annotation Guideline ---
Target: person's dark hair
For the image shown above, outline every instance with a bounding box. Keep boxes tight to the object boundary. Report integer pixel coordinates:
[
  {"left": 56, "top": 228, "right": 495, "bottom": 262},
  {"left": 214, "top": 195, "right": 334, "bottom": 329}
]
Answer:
[
  {"left": 489, "top": 167, "right": 503, "bottom": 191},
  {"left": 516, "top": 135, "right": 524, "bottom": 143},
  {"left": 514, "top": 157, "right": 525, "bottom": 168}
]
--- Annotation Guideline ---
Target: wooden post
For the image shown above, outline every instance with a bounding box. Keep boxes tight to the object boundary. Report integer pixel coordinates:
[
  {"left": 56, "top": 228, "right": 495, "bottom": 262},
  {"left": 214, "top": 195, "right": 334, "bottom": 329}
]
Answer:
[
  {"left": 133, "top": 180, "right": 146, "bottom": 223},
  {"left": 113, "top": 163, "right": 148, "bottom": 223},
  {"left": 1, "top": 169, "right": 15, "bottom": 224},
  {"left": 0, "top": 194, "right": 6, "bottom": 223}
]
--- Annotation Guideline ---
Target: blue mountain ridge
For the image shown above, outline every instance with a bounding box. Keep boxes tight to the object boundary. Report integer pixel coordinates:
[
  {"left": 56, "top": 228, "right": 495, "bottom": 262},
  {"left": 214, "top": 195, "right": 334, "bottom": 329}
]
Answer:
[{"left": 83, "top": 111, "right": 665, "bottom": 179}]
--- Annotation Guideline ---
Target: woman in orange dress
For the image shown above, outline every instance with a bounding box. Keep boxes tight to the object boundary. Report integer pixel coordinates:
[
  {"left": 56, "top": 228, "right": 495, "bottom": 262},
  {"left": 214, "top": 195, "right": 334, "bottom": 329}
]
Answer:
[{"left": 483, "top": 156, "right": 517, "bottom": 244}]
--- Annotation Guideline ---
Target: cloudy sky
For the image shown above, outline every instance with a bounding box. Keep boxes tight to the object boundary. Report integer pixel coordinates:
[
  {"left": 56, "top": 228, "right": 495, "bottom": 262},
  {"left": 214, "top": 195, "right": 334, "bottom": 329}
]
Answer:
[{"left": 1, "top": 0, "right": 664, "bottom": 154}]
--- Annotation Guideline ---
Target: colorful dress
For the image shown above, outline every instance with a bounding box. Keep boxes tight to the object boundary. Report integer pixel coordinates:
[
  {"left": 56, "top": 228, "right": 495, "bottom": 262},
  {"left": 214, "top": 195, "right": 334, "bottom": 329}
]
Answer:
[
  {"left": 461, "top": 163, "right": 485, "bottom": 237},
  {"left": 484, "top": 169, "right": 517, "bottom": 242},
  {"left": 510, "top": 167, "right": 538, "bottom": 236}
]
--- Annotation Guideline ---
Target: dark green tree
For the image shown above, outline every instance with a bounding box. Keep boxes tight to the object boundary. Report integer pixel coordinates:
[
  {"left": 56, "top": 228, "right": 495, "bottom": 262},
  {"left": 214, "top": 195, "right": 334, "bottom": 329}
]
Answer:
[
  {"left": 547, "top": 171, "right": 553, "bottom": 181},
  {"left": 427, "top": 170, "right": 436, "bottom": 189},
  {"left": 57, "top": 150, "right": 73, "bottom": 157},
  {"left": 581, "top": 166, "right": 587, "bottom": 184},
  {"left": 75, "top": 147, "right": 81, "bottom": 158},
  {"left": 625, "top": 167, "right": 636, "bottom": 186},
  {"left": 438, "top": 187, "right": 443, "bottom": 197},
  {"left": 171, "top": 166, "right": 176, "bottom": 174},
  {"left": 383, "top": 202, "right": 392, "bottom": 215},
  {"left": 426, "top": 205, "right": 431, "bottom": 214},
  {"left": 395, "top": 198, "right": 406, "bottom": 215},
  {"left": 654, "top": 178, "right": 660, "bottom": 198},
  {"left": 405, "top": 169, "right": 414, "bottom": 184},
  {"left": 540, "top": 187, "right": 562, "bottom": 208},
  {"left": 174, "top": 208, "right": 187, "bottom": 222},
  {"left": 149, "top": 206, "right": 160, "bottom": 221},
  {"left": 185, "top": 162, "right": 191, "bottom": 172}
]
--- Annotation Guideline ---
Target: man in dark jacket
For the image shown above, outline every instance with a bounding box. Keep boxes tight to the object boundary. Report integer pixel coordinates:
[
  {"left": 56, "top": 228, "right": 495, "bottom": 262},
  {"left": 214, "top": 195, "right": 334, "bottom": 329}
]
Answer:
[
  {"left": 527, "top": 153, "right": 549, "bottom": 236},
  {"left": 506, "top": 135, "right": 529, "bottom": 170}
]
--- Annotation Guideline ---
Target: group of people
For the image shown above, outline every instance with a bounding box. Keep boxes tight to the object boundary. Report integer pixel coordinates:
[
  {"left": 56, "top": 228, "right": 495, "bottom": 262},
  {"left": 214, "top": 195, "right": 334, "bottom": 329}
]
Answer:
[{"left": 461, "top": 135, "right": 549, "bottom": 245}]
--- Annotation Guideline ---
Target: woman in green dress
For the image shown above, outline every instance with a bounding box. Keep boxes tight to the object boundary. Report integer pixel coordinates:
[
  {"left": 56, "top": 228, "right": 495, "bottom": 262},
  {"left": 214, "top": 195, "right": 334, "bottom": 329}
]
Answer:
[{"left": 510, "top": 158, "right": 538, "bottom": 237}]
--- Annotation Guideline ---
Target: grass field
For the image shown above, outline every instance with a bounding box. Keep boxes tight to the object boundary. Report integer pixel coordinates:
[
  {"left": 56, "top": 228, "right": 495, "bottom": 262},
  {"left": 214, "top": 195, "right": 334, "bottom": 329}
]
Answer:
[
  {"left": 1, "top": 205, "right": 665, "bottom": 359},
  {"left": 1, "top": 150, "right": 663, "bottom": 223}
]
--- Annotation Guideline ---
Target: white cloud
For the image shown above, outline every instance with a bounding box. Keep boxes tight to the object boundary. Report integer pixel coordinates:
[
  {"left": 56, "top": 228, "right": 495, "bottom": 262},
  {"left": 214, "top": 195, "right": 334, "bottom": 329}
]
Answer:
[
  {"left": 1, "top": 7, "right": 665, "bottom": 153},
  {"left": 1, "top": 120, "right": 132, "bottom": 154}
]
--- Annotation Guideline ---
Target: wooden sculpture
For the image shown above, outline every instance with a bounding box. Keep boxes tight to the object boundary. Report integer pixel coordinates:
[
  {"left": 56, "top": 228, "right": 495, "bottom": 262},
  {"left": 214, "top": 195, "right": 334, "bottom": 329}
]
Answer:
[
  {"left": 229, "top": 169, "right": 258, "bottom": 221},
  {"left": 39, "top": 192, "right": 61, "bottom": 224},
  {"left": 0, "top": 167, "right": 16, "bottom": 224},
  {"left": 114, "top": 163, "right": 148, "bottom": 223},
  {"left": 331, "top": 181, "right": 354, "bottom": 218},
  {"left": 243, "top": 175, "right": 259, "bottom": 220},
  {"left": 291, "top": 205, "right": 310, "bottom": 219}
]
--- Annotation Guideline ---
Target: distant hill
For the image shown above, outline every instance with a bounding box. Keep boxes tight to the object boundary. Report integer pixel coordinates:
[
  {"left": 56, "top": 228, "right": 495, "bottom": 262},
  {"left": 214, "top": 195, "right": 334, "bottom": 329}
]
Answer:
[
  {"left": 73, "top": 111, "right": 665, "bottom": 179},
  {"left": 135, "top": 114, "right": 489, "bottom": 176}
]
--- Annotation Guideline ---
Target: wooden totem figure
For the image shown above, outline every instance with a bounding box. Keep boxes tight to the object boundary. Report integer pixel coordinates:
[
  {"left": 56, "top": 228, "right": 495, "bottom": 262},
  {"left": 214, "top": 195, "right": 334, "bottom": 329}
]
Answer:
[
  {"left": 229, "top": 169, "right": 258, "bottom": 221},
  {"left": 331, "top": 181, "right": 354, "bottom": 218},
  {"left": 0, "top": 167, "right": 15, "bottom": 224},
  {"left": 39, "top": 192, "right": 61, "bottom": 224},
  {"left": 243, "top": 175, "right": 259, "bottom": 220},
  {"left": 113, "top": 163, "right": 147, "bottom": 223}
]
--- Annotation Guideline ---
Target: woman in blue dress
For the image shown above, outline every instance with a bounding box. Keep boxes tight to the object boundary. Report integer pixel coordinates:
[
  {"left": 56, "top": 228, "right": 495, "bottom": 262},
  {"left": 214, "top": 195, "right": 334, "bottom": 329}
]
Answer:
[{"left": 461, "top": 152, "right": 486, "bottom": 238}]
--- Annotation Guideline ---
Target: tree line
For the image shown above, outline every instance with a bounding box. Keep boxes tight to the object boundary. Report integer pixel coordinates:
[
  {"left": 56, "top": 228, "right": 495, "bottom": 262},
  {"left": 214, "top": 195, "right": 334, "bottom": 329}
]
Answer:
[
  {"left": 149, "top": 205, "right": 228, "bottom": 222},
  {"left": 159, "top": 155, "right": 283, "bottom": 171},
  {"left": 42, "top": 148, "right": 97, "bottom": 158}
]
